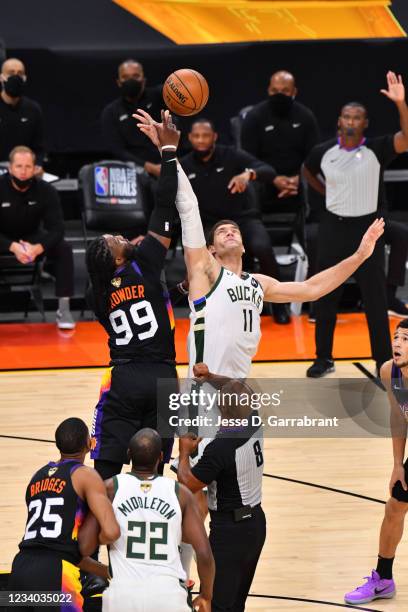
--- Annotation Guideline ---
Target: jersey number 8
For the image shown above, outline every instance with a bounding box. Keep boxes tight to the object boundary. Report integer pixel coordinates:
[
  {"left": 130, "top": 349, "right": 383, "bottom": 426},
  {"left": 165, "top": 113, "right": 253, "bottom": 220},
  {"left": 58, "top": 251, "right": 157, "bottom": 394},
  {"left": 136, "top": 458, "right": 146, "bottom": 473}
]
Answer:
[{"left": 109, "top": 301, "right": 159, "bottom": 345}]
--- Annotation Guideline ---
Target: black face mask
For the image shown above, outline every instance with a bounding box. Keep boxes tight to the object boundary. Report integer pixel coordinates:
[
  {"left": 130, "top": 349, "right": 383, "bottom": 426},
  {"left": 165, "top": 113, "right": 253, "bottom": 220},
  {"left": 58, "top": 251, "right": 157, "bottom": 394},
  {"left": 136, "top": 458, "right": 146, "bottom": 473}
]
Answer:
[
  {"left": 269, "top": 93, "right": 294, "bottom": 117},
  {"left": 11, "top": 175, "right": 34, "bottom": 189},
  {"left": 3, "top": 75, "right": 25, "bottom": 98},
  {"left": 120, "top": 78, "right": 143, "bottom": 100},
  {"left": 193, "top": 146, "right": 215, "bottom": 161}
]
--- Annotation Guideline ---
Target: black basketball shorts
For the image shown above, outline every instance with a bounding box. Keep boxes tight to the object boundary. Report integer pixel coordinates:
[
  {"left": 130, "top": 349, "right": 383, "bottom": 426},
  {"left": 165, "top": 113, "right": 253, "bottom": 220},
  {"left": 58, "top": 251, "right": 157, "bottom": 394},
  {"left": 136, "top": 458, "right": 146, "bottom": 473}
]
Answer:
[
  {"left": 392, "top": 457, "right": 408, "bottom": 503},
  {"left": 90, "top": 361, "right": 177, "bottom": 464},
  {"left": 8, "top": 549, "right": 83, "bottom": 611}
]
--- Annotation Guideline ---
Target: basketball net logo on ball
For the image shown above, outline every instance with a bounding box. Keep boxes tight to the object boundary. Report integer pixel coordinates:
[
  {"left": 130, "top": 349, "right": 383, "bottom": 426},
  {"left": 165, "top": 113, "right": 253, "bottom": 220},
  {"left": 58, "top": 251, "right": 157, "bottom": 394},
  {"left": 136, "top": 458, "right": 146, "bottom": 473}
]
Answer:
[{"left": 163, "top": 68, "right": 209, "bottom": 116}]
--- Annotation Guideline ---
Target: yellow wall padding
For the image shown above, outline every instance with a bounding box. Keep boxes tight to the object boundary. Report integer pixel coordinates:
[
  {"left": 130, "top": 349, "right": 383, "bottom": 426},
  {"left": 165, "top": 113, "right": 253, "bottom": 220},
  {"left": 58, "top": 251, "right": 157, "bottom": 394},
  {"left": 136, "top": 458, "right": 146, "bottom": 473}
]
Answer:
[{"left": 113, "top": 0, "right": 405, "bottom": 43}]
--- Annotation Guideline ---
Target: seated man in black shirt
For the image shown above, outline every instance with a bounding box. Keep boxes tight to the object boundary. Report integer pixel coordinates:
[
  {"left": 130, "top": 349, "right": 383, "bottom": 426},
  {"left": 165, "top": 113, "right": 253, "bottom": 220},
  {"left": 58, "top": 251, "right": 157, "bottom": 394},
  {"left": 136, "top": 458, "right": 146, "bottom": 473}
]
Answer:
[
  {"left": 180, "top": 118, "right": 290, "bottom": 324},
  {"left": 241, "top": 70, "right": 319, "bottom": 209},
  {"left": 0, "top": 58, "right": 45, "bottom": 174},
  {"left": 101, "top": 59, "right": 162, "bottom": 178},
  {"left": 0, "top": 146, "right": 75, "bottom": 328}
]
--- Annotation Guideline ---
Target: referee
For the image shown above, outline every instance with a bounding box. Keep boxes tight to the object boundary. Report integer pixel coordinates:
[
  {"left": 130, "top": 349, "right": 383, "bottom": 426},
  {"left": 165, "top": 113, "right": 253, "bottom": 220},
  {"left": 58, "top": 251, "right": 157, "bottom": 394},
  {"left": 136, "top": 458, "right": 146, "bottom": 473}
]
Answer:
[
  {"left": 177, "top": 365, "right": 265, "bottom": 612},
  {"left": 303, "top": 71, "right": 408, "bottom": 378}
]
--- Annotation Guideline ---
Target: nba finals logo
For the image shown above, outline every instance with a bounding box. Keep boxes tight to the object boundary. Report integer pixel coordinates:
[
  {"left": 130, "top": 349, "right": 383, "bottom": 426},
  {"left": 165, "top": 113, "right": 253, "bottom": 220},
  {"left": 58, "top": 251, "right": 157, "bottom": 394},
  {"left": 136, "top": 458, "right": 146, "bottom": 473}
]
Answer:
[
  {"left": 140, "top": 483, "right": 152, "bottom": 494},
  {"left": 48, "top": 467, "right": 58, "bottom": 477},
  {"left": 95, "top": 167, "right": 109, "bottom": 196}
]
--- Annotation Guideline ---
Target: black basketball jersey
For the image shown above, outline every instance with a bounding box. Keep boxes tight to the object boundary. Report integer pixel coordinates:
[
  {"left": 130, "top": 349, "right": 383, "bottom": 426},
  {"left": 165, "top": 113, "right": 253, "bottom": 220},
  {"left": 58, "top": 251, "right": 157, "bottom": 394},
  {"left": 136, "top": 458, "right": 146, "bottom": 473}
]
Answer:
[
  {"left": 19, "top": 459, "right": 87, "bottom": 564},
  {"left": 98, "top": 235, "right": 176, "bottom": 363},
  {"left": 391, "top": 363, "right": 408, "bottom": 420}
]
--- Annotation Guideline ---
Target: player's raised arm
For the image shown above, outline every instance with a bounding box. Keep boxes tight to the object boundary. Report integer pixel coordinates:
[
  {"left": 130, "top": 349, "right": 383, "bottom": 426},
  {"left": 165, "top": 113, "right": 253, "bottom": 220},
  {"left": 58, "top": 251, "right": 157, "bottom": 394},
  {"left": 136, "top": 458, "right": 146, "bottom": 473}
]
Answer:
[
  {"left": 255, "top": 218, "right": 385, "bottom": 303},
  {"left": 137, "top": 109, "right": 180, "bottom": 250},
  {"left": 134, "top": 109, "right": 220, "bottom": 300}
]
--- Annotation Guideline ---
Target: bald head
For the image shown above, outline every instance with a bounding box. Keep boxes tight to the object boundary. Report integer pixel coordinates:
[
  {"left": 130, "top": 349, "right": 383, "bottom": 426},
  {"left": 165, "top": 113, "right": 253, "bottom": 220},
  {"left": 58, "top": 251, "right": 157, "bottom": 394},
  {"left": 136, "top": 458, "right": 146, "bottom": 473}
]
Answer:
[
  {"left": 268, "top": 71, "right": 296, "bottom": 97},
  {"left": 117, "top": 60, "right": 144, "bottom": 82},
  {"left": 1, "top": 58, "right": 26, "bottom": 78},
  {"left": 128, "top": 428, "right": 162, "bottom": 469}
]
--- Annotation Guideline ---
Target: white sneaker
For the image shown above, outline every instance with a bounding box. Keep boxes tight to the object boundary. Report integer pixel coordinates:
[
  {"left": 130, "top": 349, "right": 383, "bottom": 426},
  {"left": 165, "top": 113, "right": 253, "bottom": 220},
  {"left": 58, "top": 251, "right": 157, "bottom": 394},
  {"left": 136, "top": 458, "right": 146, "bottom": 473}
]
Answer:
[{"left": 56, "top": 309, "right": 76, "bottom": 330}]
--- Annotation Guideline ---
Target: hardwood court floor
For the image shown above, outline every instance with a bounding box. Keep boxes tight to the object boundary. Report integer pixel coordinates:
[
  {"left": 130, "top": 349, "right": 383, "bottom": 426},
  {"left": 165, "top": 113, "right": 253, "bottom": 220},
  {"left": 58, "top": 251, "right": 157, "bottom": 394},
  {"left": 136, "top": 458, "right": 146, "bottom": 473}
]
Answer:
[
  {"left": 0, "top": 313, "right": 403, "bottom": 369},
  {"left": 1, "top": 361, "right": 406, "bottom": 610}
]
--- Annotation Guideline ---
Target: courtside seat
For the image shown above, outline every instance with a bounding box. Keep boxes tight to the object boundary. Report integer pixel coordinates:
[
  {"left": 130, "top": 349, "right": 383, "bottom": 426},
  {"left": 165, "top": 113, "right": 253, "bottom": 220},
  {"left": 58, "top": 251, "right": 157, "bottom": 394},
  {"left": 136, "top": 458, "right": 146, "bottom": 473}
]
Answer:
[{"left": 79, "top": 160, "right": 147, "bottom": 241}]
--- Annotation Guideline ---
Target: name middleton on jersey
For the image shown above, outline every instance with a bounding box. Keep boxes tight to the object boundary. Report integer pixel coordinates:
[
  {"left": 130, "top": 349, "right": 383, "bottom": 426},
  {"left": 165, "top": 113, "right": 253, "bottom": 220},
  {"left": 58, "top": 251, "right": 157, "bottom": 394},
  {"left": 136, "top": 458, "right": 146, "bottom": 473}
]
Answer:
[{"left": 117, "top": 493, "right": 177, "bottom": 521}]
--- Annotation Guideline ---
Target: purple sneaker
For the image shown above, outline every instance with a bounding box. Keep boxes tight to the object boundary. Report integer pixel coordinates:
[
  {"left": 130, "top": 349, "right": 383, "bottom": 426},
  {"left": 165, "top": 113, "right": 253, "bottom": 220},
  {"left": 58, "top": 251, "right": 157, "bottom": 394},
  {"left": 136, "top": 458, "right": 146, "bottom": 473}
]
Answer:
[{"left": 344, "top": 570, "right": 395, "bottom": 605}]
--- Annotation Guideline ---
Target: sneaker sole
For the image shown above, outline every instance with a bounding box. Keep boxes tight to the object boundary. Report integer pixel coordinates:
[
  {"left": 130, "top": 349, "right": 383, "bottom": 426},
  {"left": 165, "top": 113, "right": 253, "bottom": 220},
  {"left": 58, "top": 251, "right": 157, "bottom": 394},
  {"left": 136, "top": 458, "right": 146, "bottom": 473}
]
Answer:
[
  {"left": 344, "top": 590, "right": 395, "bottom": 604},
  {"left": 306, "top": 366, "right": 335, "bottom": 378},
  {"left": 388, "top": 309, "right": 408, "bottom": 319},
  {"left": 57, "top": 323, "right": 76, "bottom": 330}
]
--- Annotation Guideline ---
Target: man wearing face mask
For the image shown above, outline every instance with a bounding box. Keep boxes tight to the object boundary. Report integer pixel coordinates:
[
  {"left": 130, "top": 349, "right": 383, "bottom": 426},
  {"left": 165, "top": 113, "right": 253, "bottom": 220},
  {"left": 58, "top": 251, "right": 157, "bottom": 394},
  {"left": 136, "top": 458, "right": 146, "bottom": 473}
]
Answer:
[
  {"left": 0, "top": 58, "right": 45, "bottom": 175},
  {"left": 0, "top": 146, "right": 75, "bottom": 329},
  {"left": 179, "top": 118, "right": 291, "bottom": 324},
  {"left": 241, "top": 70, "right": 319, "bottom": 203},
  {"left": 101, "top": 59, "right": 163, "bottom": 178}
]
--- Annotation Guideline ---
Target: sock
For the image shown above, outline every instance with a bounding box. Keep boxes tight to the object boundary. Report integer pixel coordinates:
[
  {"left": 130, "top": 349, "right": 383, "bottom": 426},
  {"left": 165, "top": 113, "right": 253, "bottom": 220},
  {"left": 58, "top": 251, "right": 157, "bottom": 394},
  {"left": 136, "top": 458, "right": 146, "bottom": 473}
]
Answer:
[
  {"left": 387, "top": 285, "right": 397, "bottom": 301},
  {"left": 376, "top": 555, "right": 394, "bottom": 580},
  {"left": 58, "top": 297, "right": 70, "bottom": 312},
  {"left": 180, "top": 542, "right": 194, "bottom": 578}
]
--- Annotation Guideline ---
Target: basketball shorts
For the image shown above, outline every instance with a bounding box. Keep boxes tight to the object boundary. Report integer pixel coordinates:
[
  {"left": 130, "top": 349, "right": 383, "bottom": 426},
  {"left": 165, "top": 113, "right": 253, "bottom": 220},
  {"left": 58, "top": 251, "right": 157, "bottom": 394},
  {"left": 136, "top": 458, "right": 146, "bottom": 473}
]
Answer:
[
  {"left": 102, "top": 576, "right": 193, "bottom": 612},
  {"left": 8, "top": 550, "right": 83, "bottom": 611},
  {"left": 392, "top": 457, "right": 408, "bottom": 503},
  {"left": 90, "top": 361, "right": 177, "bottom": 464}
]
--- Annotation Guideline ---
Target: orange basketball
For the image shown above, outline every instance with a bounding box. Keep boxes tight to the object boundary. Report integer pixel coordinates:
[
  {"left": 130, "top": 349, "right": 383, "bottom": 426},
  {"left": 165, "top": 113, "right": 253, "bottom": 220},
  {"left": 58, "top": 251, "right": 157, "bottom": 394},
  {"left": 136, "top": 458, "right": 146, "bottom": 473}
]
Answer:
[{"left": 163, "top": 68, "right": 209, "bottom": 117}]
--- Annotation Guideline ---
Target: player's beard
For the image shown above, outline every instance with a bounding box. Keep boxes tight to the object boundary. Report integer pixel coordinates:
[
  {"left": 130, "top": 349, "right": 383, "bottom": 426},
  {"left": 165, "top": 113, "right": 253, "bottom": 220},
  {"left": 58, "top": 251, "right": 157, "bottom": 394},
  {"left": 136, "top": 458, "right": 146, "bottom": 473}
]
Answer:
[{"left": 123, "top": 241, "right": 135, "bottom": 259}]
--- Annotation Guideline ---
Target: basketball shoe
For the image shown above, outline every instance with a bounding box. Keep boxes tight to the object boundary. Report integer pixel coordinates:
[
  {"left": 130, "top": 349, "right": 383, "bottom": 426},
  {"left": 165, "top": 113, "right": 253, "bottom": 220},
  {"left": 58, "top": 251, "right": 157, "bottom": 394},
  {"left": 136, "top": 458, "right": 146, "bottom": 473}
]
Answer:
[{"left": 344, "top": 570, "right": 395, "bottom": 604}]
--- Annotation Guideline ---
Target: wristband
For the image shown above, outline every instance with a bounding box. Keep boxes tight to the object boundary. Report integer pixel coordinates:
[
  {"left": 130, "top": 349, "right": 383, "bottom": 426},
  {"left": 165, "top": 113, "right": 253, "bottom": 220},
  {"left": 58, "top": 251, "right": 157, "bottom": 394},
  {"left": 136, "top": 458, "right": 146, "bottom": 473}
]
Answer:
[{"left": 161, "top": 145, "right": 177, "bottom": 151}]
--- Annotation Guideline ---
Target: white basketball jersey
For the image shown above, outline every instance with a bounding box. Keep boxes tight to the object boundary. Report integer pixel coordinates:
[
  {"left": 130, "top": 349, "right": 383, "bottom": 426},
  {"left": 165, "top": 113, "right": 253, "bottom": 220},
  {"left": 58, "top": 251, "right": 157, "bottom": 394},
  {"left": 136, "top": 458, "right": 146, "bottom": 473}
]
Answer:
[
  {"left": 109, "top": 473, "right": 186, "bottom": 582},
  {"left": 188, "top": 267, "right": 264, "bottom": 377}
]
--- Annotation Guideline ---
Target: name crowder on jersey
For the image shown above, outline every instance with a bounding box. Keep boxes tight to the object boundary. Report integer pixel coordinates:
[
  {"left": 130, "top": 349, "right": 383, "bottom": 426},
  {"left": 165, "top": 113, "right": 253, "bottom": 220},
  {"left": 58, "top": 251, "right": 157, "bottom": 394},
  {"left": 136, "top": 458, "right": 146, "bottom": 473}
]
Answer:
[
  {"left": 227, "top": 284, "right": 262, "bottom": 309},
  {"left": 110, "top": 285, "right": 145, "bottom": 310},
  {"left": 117, "top": 494, "right": 177, "bottom": 521}
]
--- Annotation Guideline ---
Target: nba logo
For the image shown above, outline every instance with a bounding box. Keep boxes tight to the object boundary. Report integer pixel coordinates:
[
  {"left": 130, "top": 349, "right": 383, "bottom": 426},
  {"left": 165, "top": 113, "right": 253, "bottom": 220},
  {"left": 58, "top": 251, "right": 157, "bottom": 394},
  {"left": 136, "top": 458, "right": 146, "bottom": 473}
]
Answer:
[{"left": 95, "top": 167, "right": 109, "bottom": 196}]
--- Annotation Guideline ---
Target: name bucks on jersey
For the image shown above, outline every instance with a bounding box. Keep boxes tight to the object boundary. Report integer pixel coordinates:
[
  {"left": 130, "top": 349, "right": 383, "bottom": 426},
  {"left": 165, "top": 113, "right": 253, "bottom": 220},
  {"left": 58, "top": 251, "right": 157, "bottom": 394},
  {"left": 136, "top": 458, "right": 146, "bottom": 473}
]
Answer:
[{"left": 188, "top": 268, "right": 264, "bottom": 378}]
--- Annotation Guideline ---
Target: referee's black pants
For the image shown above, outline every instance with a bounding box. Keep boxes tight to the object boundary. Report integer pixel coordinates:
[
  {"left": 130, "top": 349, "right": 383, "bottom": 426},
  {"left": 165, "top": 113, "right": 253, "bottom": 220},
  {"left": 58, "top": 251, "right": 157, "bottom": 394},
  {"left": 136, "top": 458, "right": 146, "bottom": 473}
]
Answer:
[
  {"left": 209, "top": 505, "right": 266, "bottom": 611},
  {"left": 385, "top": 218, "right": 408, "bottom": 289},
  {"left": 315, "top": 211, "right": 392, "bottom": 368}
]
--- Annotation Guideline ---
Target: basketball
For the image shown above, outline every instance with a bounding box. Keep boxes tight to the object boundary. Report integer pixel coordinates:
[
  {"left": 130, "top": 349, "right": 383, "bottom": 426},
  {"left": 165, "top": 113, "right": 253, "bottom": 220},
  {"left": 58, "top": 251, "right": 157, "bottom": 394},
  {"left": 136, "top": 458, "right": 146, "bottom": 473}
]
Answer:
[{"left": 162, "top": 68, "right": 209, "bottom": 116}]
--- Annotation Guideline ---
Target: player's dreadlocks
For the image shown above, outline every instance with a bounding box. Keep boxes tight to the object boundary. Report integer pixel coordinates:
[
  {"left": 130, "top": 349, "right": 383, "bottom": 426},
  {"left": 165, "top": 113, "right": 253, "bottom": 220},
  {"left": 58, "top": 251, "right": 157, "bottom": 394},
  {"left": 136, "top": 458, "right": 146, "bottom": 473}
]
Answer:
[{"left": 86, "top": 237, "right": 116, "bottom": 318}]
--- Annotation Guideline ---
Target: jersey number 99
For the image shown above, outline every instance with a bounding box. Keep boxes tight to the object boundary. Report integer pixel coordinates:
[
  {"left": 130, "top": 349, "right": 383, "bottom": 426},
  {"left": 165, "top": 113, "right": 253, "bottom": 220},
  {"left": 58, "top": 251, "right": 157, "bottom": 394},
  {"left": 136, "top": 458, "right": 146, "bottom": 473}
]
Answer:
[{"left": 109, "top": 301, "right": 158, "bottom": 345}]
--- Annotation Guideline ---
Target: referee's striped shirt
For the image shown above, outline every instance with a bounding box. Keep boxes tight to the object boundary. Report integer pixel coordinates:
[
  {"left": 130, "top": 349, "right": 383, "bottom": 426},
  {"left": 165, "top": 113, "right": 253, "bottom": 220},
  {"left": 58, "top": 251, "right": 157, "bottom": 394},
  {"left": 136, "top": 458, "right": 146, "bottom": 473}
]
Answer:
[
  {"left": 305, "top": 135, "right": 396, "bottom": 217},
  {"left": 191, "top": 423, "right": 264, "bottom": 512}
]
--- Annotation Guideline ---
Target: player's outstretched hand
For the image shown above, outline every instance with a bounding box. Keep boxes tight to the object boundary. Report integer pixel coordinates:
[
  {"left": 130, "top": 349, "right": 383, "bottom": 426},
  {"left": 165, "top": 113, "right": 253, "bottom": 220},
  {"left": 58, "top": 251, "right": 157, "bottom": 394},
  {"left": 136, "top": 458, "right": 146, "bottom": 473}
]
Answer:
[
  {"left": 381, "top": 71, "right": 405, "bottom": 105},
  {"left": 133, "top": 108, "right": 180, "bottom": 150},
  {"left": 355, "top": 218, "right": 385, "bottom": 261},
  {"left": 192, "top": 595, "right": 211, "bottom": 612}
]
